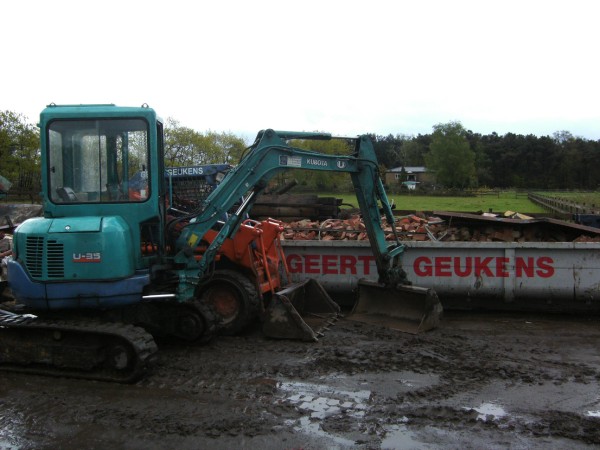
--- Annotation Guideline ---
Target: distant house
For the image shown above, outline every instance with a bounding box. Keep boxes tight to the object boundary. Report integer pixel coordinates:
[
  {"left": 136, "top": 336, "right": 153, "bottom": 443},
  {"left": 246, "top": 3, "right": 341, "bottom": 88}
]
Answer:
[{"left": 385, "top": 166, "right": 433, "bottom": 189}]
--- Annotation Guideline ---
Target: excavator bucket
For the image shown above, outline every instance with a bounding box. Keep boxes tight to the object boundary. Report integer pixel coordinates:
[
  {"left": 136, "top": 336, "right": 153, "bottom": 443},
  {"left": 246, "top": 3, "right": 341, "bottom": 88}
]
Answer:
[
  {"left": 350, "top": 280, "right": 443, "bottom": 334},
  {"left": 262, "top": 279, "right": 341, "bottom": 342}
]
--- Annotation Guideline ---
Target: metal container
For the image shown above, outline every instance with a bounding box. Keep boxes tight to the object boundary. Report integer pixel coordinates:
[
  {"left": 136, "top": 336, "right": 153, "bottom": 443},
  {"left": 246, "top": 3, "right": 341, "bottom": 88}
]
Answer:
[{"left": 282, "top": 240, "right": 600, "bottom": 312}]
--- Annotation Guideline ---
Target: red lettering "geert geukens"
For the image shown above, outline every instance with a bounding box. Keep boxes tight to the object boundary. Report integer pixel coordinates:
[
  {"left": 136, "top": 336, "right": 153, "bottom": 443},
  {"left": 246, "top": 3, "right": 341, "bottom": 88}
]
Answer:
[
  {"left": 285, "top": 253, "right": 555, "bottom": 279},
  {"left": 414, "top": 256, "right": 554, "bottom": 278}
]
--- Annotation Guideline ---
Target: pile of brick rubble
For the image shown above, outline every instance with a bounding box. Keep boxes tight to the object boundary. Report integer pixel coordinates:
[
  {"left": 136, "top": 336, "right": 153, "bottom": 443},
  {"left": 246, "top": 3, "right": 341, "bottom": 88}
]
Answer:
[{"left": 281, "top": 214, "right": 600, "bottom": 243}]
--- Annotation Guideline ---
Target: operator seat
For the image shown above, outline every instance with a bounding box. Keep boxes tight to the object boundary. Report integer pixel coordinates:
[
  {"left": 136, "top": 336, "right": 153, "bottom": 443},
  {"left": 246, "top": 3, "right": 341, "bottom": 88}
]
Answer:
[{"left": 56, "top": 187, "right": 78, "bottom": 202}]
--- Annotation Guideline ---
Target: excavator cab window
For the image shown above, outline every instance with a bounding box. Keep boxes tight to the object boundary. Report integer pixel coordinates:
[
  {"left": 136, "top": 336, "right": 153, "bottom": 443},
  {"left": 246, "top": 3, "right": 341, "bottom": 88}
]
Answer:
[{"left": 47, "top": 118, "right": 150, "bottom": 203}]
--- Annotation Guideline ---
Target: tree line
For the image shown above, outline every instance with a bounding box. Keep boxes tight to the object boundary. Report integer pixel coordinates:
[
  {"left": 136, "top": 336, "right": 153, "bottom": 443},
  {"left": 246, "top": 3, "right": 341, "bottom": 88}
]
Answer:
[
  {"left": 2, "top": 109, "right": 599, "bottom": 192},
  {"left": 369, "top": 123, "right": 600, "bottom": 190}
]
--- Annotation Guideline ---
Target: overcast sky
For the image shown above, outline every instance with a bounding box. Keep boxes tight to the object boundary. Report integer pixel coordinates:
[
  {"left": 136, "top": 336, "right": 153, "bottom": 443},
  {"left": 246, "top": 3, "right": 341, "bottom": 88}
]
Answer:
[{"left": 2, "top": 0, "right": 599, "bottom": 142}]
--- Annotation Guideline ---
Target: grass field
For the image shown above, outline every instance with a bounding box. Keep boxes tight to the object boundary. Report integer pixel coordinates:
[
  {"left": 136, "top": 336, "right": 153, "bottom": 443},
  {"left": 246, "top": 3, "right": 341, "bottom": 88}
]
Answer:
[
  {"left": 326, "top": 191, "right": 547, "bottom": 214},
  {"left": 541, "top": 192, "right": 600, "bottom": 207},
  {"left": 3, "top": 190, "right": 572, "bottom": 215}
]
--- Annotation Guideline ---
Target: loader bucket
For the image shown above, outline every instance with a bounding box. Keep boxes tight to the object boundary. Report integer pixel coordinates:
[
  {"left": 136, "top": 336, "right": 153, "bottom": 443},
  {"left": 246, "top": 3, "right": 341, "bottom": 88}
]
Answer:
[
  {"left": 262, "top": 279, "right": 341, "bottom": 342},
  {"left": 350, "top": 280, "right": 443, "bottom": 334}
]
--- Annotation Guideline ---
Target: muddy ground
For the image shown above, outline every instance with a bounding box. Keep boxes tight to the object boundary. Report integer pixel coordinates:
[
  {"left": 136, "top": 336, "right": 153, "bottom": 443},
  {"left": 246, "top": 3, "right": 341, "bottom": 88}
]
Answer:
[{"left": 1, "top": 308, "right": 600, "bottom": 449}]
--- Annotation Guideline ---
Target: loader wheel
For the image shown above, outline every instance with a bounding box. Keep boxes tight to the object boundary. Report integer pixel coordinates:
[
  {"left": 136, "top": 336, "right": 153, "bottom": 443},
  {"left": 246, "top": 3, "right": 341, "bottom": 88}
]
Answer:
[{"left": 197, "top": 270, "right": 260, "bottom": 335}]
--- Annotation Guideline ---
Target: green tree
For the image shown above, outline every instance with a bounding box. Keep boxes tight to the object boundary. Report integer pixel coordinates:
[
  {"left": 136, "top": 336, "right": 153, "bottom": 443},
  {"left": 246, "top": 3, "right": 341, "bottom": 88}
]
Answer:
[
  {"left": 288, "top": 137, "right": 353, "bottom": 191},
  {"left": 466, "top": 130, "right": 493, "bottom": 187},
  {"left": 400, "top": 139, "right": 426, "bottom": 167},
  {"left": 163, "top": 118, "right": 246, "bottom": 167},
  {"left": 425, "top": 122, "right": 476, "bottom": 188},
  {"left": 0, "top": 110, "right": 40, "bottom": 187},
  {"left": 201, "top": 130, "right": 247, "bottom": 164}
]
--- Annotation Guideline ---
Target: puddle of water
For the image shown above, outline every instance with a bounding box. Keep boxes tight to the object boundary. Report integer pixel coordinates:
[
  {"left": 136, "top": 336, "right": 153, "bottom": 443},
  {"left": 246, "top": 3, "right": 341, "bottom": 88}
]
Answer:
[
  {"left": 585, "top": 395, "right": 600, "bottom": 417},
  {"left": 381, "top": 423, "right": 428, "bottom": 450},
  {"left": 279, "top": 380, "right": 371, "bottom": 419},
  {"left": 0, "top": 409, "right": 27, "bottom": 450},
  {"left": 279, "top": 375, "right": 440, "bottom": 448},
  {"left": 464, "top": 402, "right": 507, "bottom": 421},
  {"left": 293, "top": 416, "right": 356, "bottom": 447},
  {"left": 0, "top": 439, "right": 20, "bottom": 450},
  {"left": 279, "top": 380, "right": 372, "bottom": 447},
  {"left": 322, "top": 371, "right": 440, "bottom": 398}
]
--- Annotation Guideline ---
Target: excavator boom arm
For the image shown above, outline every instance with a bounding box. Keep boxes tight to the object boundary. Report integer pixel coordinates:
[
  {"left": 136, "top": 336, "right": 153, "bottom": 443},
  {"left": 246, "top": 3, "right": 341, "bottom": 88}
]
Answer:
[{"left": 175, "top": 129, "right": 405, "bottom": 286}]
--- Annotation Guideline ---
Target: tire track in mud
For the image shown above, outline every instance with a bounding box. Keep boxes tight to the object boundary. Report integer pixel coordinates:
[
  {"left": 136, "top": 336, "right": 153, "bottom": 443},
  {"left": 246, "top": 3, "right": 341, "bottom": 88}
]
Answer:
[
  {"left": 317, "top": 318, "right": 600, "bottom": 446},
  {"left": 130, "top": 316, "right": 600, "bottom": 446},
  {"left": 149, "top": 318, "right": 599, "bottom": 399},
  {"left": 4, "top": 313, "right": 599, "bottom": 448}
]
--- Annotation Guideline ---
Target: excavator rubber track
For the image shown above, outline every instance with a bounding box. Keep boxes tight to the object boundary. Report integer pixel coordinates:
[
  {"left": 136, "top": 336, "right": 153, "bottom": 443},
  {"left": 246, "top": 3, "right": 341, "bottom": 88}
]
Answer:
[{"left": 0, "top": 309, "right": 158, "bottom": 383}]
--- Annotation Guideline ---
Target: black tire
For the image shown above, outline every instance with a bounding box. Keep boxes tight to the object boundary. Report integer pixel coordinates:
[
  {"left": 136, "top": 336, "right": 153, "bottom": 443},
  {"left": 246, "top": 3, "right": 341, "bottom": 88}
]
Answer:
[{"left": 196, "top": 270, "right": 260, "bottom": 335}]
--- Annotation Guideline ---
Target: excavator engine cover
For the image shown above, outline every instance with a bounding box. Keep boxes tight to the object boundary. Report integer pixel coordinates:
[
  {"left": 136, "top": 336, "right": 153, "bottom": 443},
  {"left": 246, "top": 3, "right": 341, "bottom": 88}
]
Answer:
[
  {"left": 351, "top": 280, "right": 443, "bottom": 334},
  {"left": 262, "top": 279, "right": 341, "bottom": 341}
]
